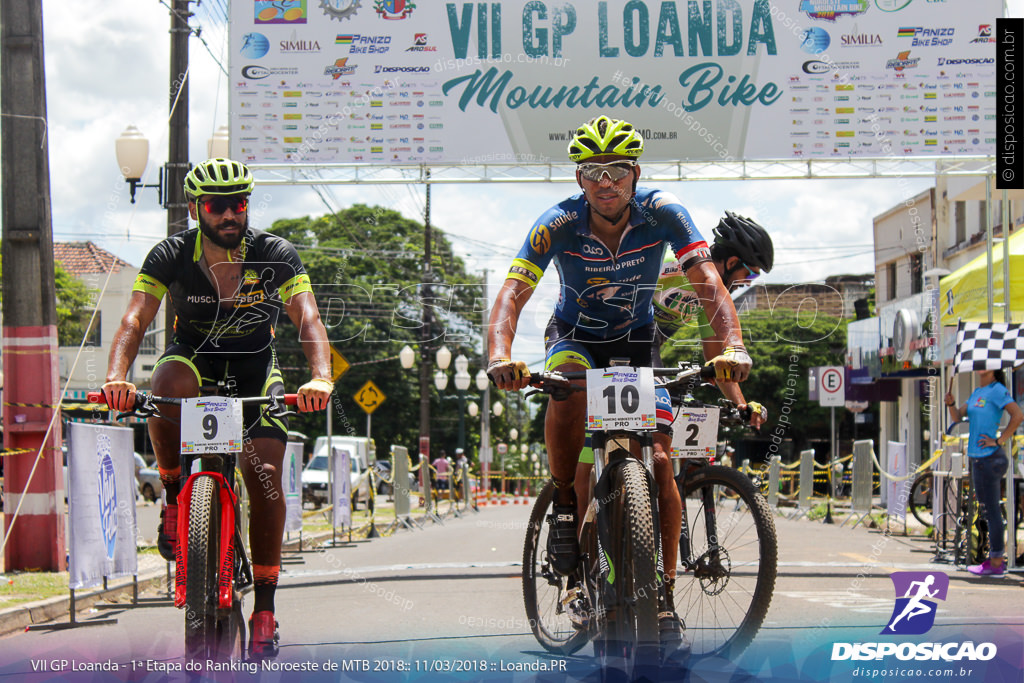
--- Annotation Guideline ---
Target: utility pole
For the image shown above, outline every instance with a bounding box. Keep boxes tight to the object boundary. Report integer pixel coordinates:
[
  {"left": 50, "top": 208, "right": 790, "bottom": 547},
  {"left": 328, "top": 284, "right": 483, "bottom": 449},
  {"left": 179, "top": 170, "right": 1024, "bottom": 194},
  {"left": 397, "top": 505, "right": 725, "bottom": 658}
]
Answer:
[
  {"left": 480, "top": 270, "right": 492, "bottom": 473},
  {"left": 165, "top": 0, "right": 193, "bottom": 338},
  {"left": 1, "top": 0, "right": 66, "bottom": 571},
  {"left": 418, "top": 170, "right": 433, "bottom": 466}
]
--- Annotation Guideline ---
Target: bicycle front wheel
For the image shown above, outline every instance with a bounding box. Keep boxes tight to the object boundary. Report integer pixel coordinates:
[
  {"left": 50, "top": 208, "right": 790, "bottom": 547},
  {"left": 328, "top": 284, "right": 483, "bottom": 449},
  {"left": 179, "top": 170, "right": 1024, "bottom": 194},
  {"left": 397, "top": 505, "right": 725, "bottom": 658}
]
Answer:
[
  {"left": 675, "top": 465, "right": 777, "bottom": 660},
  {"left": 602, "top": 460, "right": 660, "bottom": 654},
  {"left": 184, "top": 474, "right": 242, "bottom": 661},
  {"left": 522, "top": 481, "right": 590, "bottom": 654}
]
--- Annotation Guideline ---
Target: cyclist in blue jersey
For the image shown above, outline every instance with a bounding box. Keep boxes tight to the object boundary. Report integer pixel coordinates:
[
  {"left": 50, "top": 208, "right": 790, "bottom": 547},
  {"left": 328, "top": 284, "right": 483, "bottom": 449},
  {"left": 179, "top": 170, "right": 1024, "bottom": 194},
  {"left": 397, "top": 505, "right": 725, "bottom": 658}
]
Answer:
[
  {"left": 486, "top": 116, "right": 751, "bottom": 646},
  {"left": 101, "top": 158, "right": 333, "bottom": 659}
]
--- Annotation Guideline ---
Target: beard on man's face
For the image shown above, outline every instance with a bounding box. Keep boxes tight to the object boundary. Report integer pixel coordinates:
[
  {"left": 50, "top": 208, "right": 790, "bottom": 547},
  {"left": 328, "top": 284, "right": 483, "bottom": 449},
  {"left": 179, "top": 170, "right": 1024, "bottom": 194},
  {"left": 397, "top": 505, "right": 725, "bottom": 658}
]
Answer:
[{"left": 198, "top": 211, "right": 247, "bottom": 249}]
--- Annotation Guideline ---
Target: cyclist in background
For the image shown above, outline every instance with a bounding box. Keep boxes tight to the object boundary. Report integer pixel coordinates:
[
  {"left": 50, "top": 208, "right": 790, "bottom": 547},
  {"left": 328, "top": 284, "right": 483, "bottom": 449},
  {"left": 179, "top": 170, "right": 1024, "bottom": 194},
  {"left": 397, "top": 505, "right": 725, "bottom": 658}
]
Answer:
[
  {"left": 653, "top": 210, "right": 773, "bottom": 430},
  {"left": 101, "top": 158, "right": 333, "bottom": 659},
  {"left": 487, "top": 116, "right": 751, "bottom": 646}
]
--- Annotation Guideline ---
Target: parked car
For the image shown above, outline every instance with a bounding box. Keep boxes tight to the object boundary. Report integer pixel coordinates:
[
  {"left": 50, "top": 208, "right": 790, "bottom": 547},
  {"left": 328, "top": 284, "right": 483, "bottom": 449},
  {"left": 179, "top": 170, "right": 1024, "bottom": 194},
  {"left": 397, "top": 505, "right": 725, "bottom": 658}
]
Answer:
[
  {"left": 301, "top": 448, "right": 371, "bottom": 510},
  {"left": 137, "top": 455, "right": 163, "bottom": 502}
]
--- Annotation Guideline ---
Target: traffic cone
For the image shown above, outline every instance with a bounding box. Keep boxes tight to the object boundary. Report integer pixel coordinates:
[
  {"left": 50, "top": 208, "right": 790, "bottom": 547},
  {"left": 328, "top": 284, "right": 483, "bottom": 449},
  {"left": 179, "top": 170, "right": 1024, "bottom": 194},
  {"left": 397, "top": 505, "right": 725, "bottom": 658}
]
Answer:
[{"left": 513, "top": 487, "right": 523, "bottom": 504}]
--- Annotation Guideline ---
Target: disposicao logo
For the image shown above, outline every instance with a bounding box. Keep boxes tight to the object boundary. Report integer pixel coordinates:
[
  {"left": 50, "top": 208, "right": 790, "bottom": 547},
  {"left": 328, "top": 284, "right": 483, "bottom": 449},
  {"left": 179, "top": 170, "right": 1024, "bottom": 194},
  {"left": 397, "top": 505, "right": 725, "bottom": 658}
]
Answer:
[
  {"left": 832, "top": 571, "right": 997, "bottom": 663},
  {"left": 881, "top": 571, "right": 947, "bottom": 635}
]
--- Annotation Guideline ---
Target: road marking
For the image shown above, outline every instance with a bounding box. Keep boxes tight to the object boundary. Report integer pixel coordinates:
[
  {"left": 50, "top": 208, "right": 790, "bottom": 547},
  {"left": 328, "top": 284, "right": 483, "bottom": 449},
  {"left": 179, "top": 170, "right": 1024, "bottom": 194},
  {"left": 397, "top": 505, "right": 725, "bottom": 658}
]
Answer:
[{"left": 282, "top": 561, "right": 522, "bottom": 581}]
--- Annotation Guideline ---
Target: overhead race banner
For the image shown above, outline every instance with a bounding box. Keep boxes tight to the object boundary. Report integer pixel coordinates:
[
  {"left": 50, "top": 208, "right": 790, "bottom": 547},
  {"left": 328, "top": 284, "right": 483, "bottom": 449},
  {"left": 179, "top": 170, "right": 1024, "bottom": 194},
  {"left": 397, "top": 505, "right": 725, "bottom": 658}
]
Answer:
[
  {"left": 66, "top": 422, "right": 138, "bottom": 590},
  {"left": 230, "top": 0, "right": 1001, "bottom": 164}
]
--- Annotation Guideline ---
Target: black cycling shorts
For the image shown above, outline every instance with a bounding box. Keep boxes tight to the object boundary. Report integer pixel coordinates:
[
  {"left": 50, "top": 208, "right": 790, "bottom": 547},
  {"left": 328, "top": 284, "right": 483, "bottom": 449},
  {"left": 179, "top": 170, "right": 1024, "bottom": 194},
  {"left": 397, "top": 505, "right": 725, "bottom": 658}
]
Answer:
[{"left": 154, "top": 342, "right": 288, "bottom": 443}]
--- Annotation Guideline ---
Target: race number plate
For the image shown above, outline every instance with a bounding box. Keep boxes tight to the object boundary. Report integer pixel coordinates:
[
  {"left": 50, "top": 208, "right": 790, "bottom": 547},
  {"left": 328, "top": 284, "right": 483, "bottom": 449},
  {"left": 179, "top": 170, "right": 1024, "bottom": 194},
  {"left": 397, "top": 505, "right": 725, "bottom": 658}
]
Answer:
[
  {"left": 586, "top": 367, "right": 656, "bottom": 431},
  {"left": 180, "top": 397, "right": 244, "bottom": 454},
  {"left": 670, "top": 406, "right": 720, "bottom": 458}
]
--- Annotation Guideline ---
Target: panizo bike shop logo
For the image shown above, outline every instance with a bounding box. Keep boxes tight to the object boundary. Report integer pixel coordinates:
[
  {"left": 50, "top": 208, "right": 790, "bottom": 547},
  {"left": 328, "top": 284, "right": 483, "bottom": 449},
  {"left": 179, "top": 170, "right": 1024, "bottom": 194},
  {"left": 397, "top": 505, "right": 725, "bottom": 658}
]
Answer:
[{"left": 881, "top": 571, "right": 948, "bottom": 635}]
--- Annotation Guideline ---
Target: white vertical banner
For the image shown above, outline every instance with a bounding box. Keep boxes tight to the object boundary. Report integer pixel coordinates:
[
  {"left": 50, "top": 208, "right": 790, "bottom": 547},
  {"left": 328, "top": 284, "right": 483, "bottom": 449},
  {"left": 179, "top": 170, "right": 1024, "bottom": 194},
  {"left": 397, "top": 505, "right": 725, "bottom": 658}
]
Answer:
[
  {"left": 332, "top": 448, "right": 352, "bottom": 529},
  {"left": 282, "top": 442, "right": 303, "bottom": 534},
  {"left": 66, "top": 422, "right": 138, "bottom": 590},
  {"left": 886, "top": 440, "right": 909, "bottom": 521}
]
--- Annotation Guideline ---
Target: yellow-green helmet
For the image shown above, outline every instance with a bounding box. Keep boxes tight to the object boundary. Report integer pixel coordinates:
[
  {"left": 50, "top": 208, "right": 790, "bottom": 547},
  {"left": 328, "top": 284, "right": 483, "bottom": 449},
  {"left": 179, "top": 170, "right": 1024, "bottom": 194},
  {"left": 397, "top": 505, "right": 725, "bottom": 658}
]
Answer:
[
  {"left": 567, "top": 116, "right": 644, "bottom": 162},
  {"left": 183, "top": 158, "right": 254, "bottom": 198}
]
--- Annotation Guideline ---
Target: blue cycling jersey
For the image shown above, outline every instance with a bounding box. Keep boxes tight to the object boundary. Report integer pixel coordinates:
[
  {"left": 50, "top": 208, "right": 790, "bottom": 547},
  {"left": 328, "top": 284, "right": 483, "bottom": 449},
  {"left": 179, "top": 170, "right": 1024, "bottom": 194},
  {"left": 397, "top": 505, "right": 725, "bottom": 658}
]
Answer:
[{"left": 507, "top": 187, "right": 710, "bottom": 340}]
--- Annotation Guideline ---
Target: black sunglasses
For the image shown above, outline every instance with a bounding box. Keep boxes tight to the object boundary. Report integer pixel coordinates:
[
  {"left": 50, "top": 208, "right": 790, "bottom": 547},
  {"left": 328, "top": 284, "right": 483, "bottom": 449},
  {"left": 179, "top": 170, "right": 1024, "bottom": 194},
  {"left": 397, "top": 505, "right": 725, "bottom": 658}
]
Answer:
[{"left": 201, "top": 196, "right": 248, "bottom": 214}]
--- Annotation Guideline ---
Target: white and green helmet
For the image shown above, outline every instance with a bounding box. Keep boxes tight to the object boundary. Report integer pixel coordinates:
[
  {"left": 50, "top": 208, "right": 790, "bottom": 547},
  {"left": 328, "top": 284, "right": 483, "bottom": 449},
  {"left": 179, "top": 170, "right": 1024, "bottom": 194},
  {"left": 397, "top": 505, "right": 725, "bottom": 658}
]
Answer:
[
  {"left": 567, "top": 116, "right": 645, "bottom": 162},
  {"left": 183, "top": 158, "right": 255, "bottom": 198}
]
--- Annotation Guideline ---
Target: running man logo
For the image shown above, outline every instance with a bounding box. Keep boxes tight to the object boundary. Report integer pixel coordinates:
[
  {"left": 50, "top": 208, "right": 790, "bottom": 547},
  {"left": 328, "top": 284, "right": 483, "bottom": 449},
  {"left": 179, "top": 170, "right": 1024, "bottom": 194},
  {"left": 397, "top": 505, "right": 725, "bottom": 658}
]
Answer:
[{"left": 881, "top": 571, "right": 949, "bottom": 635}]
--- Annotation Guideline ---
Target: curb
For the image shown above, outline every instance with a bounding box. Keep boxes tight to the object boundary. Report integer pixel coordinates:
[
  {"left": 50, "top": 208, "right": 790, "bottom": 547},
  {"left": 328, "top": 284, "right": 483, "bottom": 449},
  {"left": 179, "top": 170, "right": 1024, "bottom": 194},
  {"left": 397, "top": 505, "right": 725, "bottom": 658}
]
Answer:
[{"left": 0, "top": 569, "right": 171, "bottom": 638}]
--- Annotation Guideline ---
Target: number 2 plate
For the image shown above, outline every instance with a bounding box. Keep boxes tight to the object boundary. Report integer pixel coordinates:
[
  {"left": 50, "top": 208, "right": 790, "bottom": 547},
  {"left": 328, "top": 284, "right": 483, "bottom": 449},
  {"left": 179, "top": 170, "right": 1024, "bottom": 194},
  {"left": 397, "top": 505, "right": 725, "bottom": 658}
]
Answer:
[
  {"left": 586, "top": 367, "right": 656, "bottom": 431},
  {"left": 180, "top": 397, "right": 243, "bottom": 454},
  {"left": 670, "top": 406, "right": 720, "bottom": 459}
]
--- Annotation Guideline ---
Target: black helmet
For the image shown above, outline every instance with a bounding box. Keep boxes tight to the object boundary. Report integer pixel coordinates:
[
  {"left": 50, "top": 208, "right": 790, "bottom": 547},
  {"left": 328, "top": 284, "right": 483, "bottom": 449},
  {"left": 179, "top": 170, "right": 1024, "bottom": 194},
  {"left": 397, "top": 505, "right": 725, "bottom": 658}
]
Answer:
[{"left": 712, "top": 211, "right": 774, "bottom": 273}]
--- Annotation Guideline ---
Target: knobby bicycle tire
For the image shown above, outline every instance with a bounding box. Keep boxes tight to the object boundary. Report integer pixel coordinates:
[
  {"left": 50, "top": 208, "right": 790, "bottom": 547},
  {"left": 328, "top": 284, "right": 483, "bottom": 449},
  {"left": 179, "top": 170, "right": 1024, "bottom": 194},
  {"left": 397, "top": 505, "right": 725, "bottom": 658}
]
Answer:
[
  {"left": 522, "top": 481, "right": 589, "bottom": 655},
  {"left": 598, "top": 459, "right": 660, "bottom": 671},
  {"left": 185, "top": 475, "right": 220, "bottom": 660},
  {"left": 184, "top": 475, "right": 242, "bottom": 661},
  {"left": 676, "top": 465, "right": 777, "bottom": 661}
]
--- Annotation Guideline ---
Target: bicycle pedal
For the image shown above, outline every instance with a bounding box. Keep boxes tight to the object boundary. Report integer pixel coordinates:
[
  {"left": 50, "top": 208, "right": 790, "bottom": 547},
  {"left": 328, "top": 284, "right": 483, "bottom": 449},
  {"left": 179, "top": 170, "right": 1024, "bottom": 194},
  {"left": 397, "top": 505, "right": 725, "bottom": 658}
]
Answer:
[{"left": 561, "top": 587, "right": 590, "bottom": 629}]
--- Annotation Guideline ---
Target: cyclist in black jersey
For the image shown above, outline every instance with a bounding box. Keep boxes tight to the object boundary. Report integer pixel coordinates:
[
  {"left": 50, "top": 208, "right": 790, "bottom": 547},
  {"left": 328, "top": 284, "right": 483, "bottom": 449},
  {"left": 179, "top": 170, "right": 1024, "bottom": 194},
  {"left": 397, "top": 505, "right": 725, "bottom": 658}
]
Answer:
[{"left": 101, "top": 158, "right": 332, "bottom": 659}]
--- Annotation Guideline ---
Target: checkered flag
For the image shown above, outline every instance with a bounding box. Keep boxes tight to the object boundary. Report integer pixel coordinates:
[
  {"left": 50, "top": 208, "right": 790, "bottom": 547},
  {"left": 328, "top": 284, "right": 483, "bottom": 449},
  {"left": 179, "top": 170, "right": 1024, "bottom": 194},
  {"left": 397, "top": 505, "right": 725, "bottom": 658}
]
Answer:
[{"left": 954, "top": 322, "right": 1024, "bottom": 372}]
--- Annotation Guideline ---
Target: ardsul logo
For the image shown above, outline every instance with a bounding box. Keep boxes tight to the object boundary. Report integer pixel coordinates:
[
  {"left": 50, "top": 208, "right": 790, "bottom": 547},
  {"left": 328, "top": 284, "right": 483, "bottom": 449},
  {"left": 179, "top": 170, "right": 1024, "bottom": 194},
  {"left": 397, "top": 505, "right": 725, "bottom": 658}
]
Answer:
[{"left": 881, "top": 571, "right": 948, "bottom": 635}]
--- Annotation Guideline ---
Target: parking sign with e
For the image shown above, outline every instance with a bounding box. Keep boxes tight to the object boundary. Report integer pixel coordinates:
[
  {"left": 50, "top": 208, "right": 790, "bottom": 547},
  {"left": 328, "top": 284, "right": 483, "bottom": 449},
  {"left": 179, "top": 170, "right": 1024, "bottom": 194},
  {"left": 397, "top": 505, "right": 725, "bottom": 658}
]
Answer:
[{"left": 819, "top": 366, "right": 845, "bottom": 407}]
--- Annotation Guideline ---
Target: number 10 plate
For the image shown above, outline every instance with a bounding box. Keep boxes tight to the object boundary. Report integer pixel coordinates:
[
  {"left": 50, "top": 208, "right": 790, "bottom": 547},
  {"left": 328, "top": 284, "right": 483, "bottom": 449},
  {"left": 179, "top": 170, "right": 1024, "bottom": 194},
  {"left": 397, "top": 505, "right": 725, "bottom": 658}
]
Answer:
[
  {"left": 586, "top": 367, "right": 656, "bottom": 431},
  {"left": 181, "top": 397, "right": 244, "bottom": 454}
]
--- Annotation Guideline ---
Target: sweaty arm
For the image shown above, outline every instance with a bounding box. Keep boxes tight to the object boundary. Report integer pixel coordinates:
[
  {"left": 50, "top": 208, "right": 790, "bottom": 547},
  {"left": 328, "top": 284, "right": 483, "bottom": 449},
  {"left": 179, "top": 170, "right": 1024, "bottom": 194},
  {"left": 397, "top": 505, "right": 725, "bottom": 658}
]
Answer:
[
  {"left": 284, "top": 290, "right": 333, "bottom": 412},
  {"left": 103, "top": 291, "right": 162, "bottom": 411},
  {"left": 486, "top": 278, "right": 535, "bottom": 391},
  {"left": 686, "top": 261, "right": 750, "bottom": 381}
]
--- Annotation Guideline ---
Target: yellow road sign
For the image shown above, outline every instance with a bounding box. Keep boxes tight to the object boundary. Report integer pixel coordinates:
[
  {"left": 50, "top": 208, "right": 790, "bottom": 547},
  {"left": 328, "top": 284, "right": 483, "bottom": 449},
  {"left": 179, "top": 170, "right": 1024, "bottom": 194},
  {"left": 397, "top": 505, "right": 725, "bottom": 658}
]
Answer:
[
  {"left": 331, "top": 347, "right": 350, "bottom": 381},
  {"left": 354, "top": 380, "right": 385, "bottom": 414}
]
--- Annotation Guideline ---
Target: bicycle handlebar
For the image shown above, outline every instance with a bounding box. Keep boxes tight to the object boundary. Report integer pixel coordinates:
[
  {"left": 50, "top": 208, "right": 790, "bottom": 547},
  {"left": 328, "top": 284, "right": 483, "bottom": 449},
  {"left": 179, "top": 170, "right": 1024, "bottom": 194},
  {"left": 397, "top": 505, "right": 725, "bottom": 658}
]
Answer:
[
  {"left": 87, "top": 391, "right": 299, "bottom": 421},
  {"left": 524, "top": 365, "right": 753, "bottom": 424},
  {"left": 525, "top": 364, "right": 714, "bottom": 397}
]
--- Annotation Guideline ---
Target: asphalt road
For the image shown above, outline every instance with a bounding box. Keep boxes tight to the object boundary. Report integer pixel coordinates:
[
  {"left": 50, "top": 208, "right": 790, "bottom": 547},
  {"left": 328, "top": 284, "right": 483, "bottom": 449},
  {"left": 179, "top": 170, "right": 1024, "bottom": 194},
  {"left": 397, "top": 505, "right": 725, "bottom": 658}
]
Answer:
[{"left": 3, "top": 501, "right": 1022, "bottom": 682}]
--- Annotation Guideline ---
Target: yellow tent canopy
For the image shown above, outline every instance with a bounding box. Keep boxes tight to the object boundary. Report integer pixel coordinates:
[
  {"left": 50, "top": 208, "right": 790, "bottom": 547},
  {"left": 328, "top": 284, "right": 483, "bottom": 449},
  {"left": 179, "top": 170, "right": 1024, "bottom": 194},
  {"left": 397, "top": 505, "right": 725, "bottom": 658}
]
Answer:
[{"left": 940, "top": 229, "right": 1024, "bottom": 326}]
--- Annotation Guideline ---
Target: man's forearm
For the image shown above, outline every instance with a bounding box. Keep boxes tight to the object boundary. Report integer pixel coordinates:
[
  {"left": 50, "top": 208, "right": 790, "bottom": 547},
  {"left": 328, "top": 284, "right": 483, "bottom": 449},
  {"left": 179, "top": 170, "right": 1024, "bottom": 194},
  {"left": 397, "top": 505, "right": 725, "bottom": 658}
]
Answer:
[
  {"left": 106, "top": 322, "right": 144, "bottom": 382},
  {"left": 299, "top": 317, "right": 332, "bottom": 380}
]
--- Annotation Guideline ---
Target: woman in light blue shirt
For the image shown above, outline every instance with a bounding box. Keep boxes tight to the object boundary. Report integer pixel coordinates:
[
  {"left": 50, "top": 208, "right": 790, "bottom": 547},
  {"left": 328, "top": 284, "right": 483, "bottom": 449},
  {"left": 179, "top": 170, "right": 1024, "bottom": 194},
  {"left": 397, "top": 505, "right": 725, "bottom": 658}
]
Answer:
[{"left": 945, "top": 369, "right": 1023, "bottom": 576}]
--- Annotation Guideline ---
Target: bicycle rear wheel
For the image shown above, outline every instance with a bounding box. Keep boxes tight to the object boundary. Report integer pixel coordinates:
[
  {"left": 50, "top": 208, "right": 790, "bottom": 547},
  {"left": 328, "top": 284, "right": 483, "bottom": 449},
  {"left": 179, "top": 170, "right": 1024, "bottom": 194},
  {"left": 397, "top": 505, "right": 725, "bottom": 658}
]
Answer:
[
  {"left": 675, "top": 465, "right": 777, "bottom": 660},
  {"left": 184, "top": 475, "right": 242, "bottom": 661},
  {"left": 909, "top": 472, "right": 934, "bottom": 527},
  {"left": 522, "top": 481, "right": 590, "bottom": 654}
]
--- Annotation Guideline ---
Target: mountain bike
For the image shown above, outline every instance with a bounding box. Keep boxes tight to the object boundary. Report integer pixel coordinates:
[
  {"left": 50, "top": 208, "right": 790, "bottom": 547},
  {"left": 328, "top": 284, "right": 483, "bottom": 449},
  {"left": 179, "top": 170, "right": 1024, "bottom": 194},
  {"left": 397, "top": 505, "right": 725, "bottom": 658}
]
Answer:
[
  {"left": 88, "top": 389, "right": 296, "bottom": 660},
  {"left": 521, "top": 365, "right": 777, "bottom": 674}
]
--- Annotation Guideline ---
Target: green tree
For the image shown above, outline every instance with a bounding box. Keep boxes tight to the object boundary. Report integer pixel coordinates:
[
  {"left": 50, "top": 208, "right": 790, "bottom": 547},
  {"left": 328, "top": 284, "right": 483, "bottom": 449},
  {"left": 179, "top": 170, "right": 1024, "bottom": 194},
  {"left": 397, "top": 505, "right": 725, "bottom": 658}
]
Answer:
[
  {"left": 266, "top": 205, "right": 485, "bottom": 461},
  {"left": 661, "top": 308, "right": 850, "bottom": 456},
  {"left": 0, "top": 244, "right": 95, "bottom": 346}
]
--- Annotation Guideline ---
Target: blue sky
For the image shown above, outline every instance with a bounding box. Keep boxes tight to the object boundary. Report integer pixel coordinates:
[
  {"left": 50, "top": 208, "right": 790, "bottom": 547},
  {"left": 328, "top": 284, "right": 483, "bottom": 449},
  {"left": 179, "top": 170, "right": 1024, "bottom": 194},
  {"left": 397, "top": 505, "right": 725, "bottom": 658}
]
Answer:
[{"left": 29, "top": 0, "right": 1018, "bottom": 366}]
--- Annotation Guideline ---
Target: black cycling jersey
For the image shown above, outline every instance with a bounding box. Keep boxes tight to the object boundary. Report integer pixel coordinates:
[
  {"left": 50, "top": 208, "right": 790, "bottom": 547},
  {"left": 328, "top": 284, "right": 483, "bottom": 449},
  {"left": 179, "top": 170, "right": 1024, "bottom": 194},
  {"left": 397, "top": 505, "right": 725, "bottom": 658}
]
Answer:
[{"left": 133, "top": 227, "right": 312, "bottom": 354}]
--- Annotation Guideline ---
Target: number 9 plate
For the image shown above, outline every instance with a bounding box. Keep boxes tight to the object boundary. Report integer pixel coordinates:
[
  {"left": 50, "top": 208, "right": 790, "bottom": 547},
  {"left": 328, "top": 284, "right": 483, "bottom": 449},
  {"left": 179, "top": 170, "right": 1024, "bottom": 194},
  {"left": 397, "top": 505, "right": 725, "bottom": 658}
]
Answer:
[
  {"left": 586, "top": 367, "right": 656, "bottom": 431},
  {"left": 180, "top": 397, "right": 244, "bottom": 454}
]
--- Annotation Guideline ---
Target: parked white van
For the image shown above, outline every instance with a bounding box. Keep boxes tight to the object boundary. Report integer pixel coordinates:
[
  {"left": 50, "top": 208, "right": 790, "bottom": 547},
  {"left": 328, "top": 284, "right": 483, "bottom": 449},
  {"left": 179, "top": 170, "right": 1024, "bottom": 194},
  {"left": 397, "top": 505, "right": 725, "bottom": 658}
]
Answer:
[{"left": 301, "top": 436, "right": 374, "bottom": 509}]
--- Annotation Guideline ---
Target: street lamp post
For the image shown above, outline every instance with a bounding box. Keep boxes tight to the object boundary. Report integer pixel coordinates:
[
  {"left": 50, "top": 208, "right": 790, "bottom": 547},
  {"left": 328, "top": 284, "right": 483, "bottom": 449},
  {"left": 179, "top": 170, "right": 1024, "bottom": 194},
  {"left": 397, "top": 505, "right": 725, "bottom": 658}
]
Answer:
[
  {"left": 400, "top": 343, "right": 452, "bottom": 466},
  {"left": 453, "top": 355, "right": 472, "bottom": 453}
]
